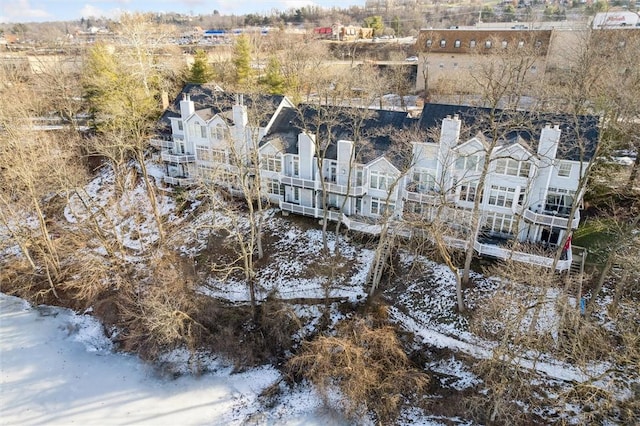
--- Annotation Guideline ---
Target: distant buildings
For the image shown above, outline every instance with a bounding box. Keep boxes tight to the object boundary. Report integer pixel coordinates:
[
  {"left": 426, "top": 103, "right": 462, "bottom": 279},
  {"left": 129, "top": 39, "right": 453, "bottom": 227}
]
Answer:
[
  {"left": 414, "top": 28, "right": 552, "bottom": 92},
  {"left": 312, "top": 24, "right": 374, "bottom": 41},
  {"left": 414, "top": 21, "right": 640, "bottom": 93}
]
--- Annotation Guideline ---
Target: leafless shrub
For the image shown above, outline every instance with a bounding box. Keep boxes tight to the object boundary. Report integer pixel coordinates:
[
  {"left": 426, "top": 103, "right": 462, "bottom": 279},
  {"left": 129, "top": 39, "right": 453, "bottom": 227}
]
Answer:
[
  {"left": 466, "top": 358, "right": 540, "bottom": 426},
  {"left": 257, "top": 295, "right": 302, "bottom": 356},
  {"left": 57, "top": 255, "right": 111, "bottom": 309},
  {"left": 287, "top": 316, "right": 429, "bottom": 424},
  {"left": 117, "top": 253, "right": 206, "bottom": 362}
]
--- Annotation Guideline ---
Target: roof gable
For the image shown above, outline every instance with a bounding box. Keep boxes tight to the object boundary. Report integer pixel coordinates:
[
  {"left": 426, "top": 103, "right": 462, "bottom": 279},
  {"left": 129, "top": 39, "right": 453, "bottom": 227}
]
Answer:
[
  {"left": 367, "top": 156, "right": 400, "bottom": 175},
  {"left": 419, "top": 103, "right": 599, "bottom": 161},
  {"left": 454, "top": 136, "right": 487, "bottom": 154},
  {"left": 494, "top": 140, "right": 534, "bottom": 161},
  {"left": 157, "top": 83, "right": 288, "bottom": 135}
]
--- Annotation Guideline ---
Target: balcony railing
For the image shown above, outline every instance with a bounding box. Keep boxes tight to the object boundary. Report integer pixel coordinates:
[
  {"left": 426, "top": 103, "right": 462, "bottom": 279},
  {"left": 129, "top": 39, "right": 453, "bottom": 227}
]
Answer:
[
  {"left": 164, "top": 175, "right": 196, "bottom": 186},
  {"left": 473, "top": 240, "right": 572, "bottom": 271},
  {"left": 340, "top": 214, "right": 383, "bottom": 235},
  {"left": 522, "top": 208, "right": 580, "bottom": 229},
  {"left": 323, "top": 181, "right": 367, "bottom": 196},
  {"left": 279, "top": 201, "right": 322, "bottom": 218},
  {"left": 160, "top": 151, "right": 196, "bottom": 164},
  {"left": 278, "top": 199, "right": 573, "bottom": 271},
  {"left": 279, "top": 201, "right": 384, "bottom": 235},
  {"left": 279, "top": 175, "right": 318, "bottom": 190},
  {"left": 149, "top": 138, "right": 173, "bottom": 149}
]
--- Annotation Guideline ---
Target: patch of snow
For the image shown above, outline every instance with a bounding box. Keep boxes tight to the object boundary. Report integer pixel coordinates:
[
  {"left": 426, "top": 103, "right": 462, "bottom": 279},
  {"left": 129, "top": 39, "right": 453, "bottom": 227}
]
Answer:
[
  {"left": 0, "top": 293, "right": 347, "bottom": 425},
  {"left": 429, "top": 356, "right": 481, "bottom": 391}
]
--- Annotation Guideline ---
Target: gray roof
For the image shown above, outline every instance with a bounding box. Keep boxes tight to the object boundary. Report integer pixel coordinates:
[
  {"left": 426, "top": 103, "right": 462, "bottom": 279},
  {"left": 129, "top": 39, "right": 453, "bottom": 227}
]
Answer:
[
  {"left": 418, "top": 103, "right": 600, "bottom": 161},
  {"left": 262, "top": 104, "right": 420, "bottom": 169},
  {"left": 156, "top": 83, "right": 287, "bottom": 135}
]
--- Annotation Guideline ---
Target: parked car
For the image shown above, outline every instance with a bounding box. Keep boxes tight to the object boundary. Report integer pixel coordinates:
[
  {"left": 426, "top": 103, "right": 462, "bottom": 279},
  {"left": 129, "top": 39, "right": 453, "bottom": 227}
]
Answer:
[{"left": 405, "top": 56, "right": 419, "bottom": 62}]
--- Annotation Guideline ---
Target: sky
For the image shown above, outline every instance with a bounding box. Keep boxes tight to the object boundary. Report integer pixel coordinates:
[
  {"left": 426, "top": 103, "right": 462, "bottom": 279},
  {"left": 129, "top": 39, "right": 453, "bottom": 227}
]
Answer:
[{"left": 1, "top": 0, "right": 365, "bottom": 24}]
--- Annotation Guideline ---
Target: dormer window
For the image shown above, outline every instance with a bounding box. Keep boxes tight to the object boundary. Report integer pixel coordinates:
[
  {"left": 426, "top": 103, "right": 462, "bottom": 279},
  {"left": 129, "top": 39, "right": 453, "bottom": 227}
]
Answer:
[
  {"left": 495, "top": 158, "right": 531, "bottom": 178},
  {"left": 501, "top": 40, "right": 508, "bottom": 49},
  {"left": 426, "top": 39, "right": 433, "bottom": 48},
  {"left": 210, "top": 124, "right": 225, "bottom": 140},
  {"left": 454, "top": 39, "right": 461, "bottom": 48},
  {"left": 440, "top": 39, "right": 446, "bottom": 48},
  {"left": 178, "top": 121, "right": 183, "bottom": 131},
  {"left": 485, "top": 40, "right": 492, "bottom": 49},
  {"left": 558, "top": 163, "right": 572, "bottom": 177},
  {"left": 470, "top": 39, "right": 476, "bottom": 48}
]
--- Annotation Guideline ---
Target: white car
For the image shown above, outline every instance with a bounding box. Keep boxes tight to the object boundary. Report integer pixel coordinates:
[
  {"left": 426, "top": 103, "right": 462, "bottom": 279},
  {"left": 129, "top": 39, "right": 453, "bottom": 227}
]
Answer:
[{"left": 405, "top": 56, "right": 419, "bottom": 62}]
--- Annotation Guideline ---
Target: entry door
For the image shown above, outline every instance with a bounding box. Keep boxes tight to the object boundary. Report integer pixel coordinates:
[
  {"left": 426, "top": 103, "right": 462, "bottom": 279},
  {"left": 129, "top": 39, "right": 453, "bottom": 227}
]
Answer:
[{"left": 541, "top": 227, "right": 560, "bottom": 245}]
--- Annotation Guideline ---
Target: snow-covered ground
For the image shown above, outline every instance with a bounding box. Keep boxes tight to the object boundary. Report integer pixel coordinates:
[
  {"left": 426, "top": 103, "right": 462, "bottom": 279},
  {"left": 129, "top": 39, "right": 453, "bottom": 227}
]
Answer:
[
  {"left": 0, "top": 294, "right": 347, "bottom": 426},
  {"left": 3, "top": 163, "right": 636, "bottom": 425}
]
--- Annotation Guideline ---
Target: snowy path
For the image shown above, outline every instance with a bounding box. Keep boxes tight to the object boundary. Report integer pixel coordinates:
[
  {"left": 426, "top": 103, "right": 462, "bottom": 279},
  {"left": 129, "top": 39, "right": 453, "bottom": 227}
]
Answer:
[
  {"left": 0, "top": 294, "right": 341, "bottom": 426},
  {"left": 389, "top": 307, "right": 608, "bottom": 384}
]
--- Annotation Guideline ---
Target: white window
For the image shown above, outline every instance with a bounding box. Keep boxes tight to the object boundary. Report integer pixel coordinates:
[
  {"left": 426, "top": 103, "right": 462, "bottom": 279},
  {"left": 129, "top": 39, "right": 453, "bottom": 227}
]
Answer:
[
  {"left": 405, "top": 201, "right": 423, "bottom": 216},
  {"left": 411, "top": 169, "right": 436, "bottom": 193},
  {"left": 454, "top": 39, "right": 461, "bottom": 48},
  {"left": 495, "top": 158, "right": 531, "bottom": 178},
  {"left": 488, "top": 185, "right": 516, "bottom": 208},
  {"left": 371, "top": 197, "right": 395, "bottom": 216},
  {"left": 518, "top": 40, "right": 525, "bottom": 48},
  {"left": 354, "top": 168, "right": 364, "bottom": 186},
  {"left": 177, "top": 121, "right": 183, "bottom": 131},
  {"left": 266, "top": 179, "right": 284, "bottom": 196},
  {"left": 200, "top": 125, "right": 207, "bottom": 138},
  {"left": 501, "top": 40, "right": 508, "bottom": 49},
  {"left": 546, "top": 188, "right": 574, "bottom": 214},
  {"left": 484, "top": 212, "right": 516, "bottom": 236},
  {"left": 470, "top": 39, "right": 476, "bottom": 48},
  {"left": 455, "top": 155, "right": 483, "bottom": 173},
  {"left": 293, "top": 157, "right": 300, "bottom": 176},
  {"left": 210, "top": 125, "right": 225, "bottom": 140},
  {"left": 211, "top": 149, "right": 225, "bottom": 163},
  {"left": 485, "top": 40, "right": 492, "bottom": 48},
  {"left": 558, "top": 163, "right": 572, "bottom": 177},
  {"left": 370, "top": 171, "right": 395, "bottom": 191},
  {"left": 459, "top": 183, "right": 478, "bottom": 202},
  {"left": 196, "top": 145, "right": 212, "bottom": 162},
  {"left": 440, "top": 39, "right": 446, "bottom": 48},
  {"left": 262, "top": 154, "right": 282, "bottom": 172},
  {"left": 197, "top": 164, "right": 216, "bottom": 182},
  {"left": 426, "top": 39, "right": 433, "bottom": 48}
]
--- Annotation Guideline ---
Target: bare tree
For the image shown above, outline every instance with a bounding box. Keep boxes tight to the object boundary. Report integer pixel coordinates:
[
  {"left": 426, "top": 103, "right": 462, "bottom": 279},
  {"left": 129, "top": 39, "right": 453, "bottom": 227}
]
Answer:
[
  {"left": 83, "top": 36, "right": 166, "bottom": 245},
  {"left": 460, "top": 37, "right": 545, "bottom": 286},
  {"left": 196, "top": 93, "right": 279, "bottom": 316}
]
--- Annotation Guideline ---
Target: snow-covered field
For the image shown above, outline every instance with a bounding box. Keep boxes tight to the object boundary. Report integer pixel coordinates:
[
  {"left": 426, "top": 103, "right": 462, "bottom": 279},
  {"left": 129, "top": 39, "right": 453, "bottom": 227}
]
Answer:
[{"left": 0, "top": 294, "right": 347, "bottom": 426}]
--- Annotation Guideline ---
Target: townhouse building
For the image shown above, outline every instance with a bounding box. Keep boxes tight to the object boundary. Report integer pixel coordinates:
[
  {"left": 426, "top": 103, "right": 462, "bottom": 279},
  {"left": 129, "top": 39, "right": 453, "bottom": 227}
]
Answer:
[
  {"left": 151, "top": 85, "right": 598, "bottom": 270},
  {"left": 150, "top": 84, "right": 295, "bottom": 187}
]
